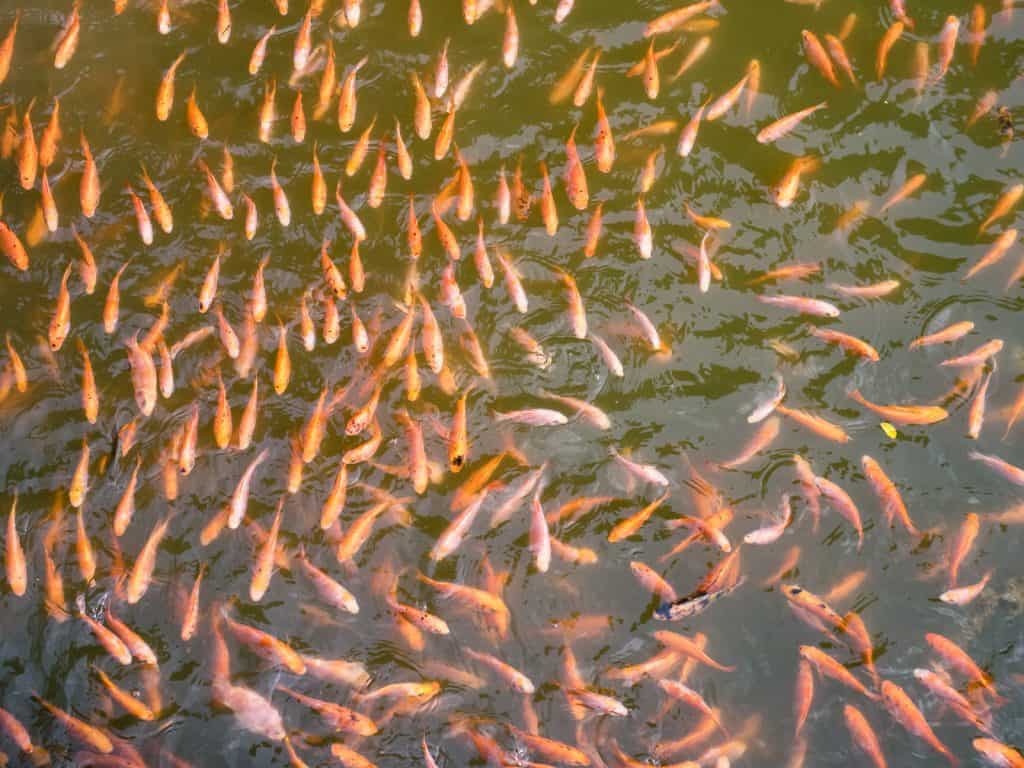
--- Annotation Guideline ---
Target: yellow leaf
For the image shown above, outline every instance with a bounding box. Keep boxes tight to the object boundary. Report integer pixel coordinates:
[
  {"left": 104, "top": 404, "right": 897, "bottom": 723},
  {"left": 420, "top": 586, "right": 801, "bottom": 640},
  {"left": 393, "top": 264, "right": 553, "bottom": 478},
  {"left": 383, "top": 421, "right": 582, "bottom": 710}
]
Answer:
[{"left": 880, "top": 422, "right": 897, "bottom": 439}]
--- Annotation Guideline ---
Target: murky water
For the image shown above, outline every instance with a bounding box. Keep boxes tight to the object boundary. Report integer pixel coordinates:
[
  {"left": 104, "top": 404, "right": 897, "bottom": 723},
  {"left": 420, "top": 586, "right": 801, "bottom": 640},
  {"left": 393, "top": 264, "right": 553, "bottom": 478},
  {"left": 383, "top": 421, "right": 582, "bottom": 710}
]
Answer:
[{"left": 0, "top": 0, "right": 1022, "bottom": 766}]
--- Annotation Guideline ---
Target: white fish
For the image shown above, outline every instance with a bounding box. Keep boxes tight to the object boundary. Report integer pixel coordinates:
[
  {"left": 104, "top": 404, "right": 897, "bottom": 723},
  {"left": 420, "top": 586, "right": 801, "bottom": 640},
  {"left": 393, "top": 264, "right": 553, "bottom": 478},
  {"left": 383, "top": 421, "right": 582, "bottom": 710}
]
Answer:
[
  {"left": 744, "top": 494, "right": 793, "bottom": 544},
  {"left": 610, "top": 447, "right": 670, "bottom": 486},
  {"left": 493, "top": 408, "right": 568, "bottom": 426},
  {"left": 748, "top": 373, "right": 786, "bottom": 423}
]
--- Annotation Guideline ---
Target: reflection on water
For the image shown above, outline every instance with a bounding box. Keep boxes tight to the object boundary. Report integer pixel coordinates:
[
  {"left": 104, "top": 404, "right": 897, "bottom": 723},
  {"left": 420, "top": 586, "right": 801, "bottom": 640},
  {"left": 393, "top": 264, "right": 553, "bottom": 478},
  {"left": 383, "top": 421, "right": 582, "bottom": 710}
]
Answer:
[{"left": 0, "top": 0, "right": 1022, "bottom": 766}]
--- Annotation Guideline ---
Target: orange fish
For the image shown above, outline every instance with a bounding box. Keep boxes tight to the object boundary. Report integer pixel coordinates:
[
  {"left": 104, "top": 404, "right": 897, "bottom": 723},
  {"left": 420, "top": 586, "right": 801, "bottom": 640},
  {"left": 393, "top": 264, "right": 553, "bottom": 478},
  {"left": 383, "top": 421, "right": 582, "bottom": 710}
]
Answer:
[
  {"left": 156, "top": 51, "right": 186, "bottom": 121},
  {"left": 34, "top": 694, "right": 112, "bottom": 754},
  {"left": 776, "top": 404, "right": 849, "bottom": 443},
  {"left": 935, "top": 15, "right": 960, "bottom": 80},
  {"left": 800, "top": 645, "right": 877, "bottom": 700},
  {"left": 0, "top": 12, "right": 19, "bottom": 86},
  {"left": 843, "top": 705, "right": 887, "bottom": 768},
  {"left": 880, "top": 172, "right": 926, "bottom": 213},
  {"left": 5, "top": 496, "right": 26, "bottom": 597},
  {"left": 595, "top": 87, "right": 615, "bottom": 173},
  {"left": 825, "top": 34, "right": 857, "bottom": 85},
  {"left": 0, "top": 221, "right": 28, "bottom": 271},
  {"left": 79, "top": 131, "right": 100, "bottom": 218},
  {"left": 876, "top": 21, "right": 904, "bottom": 80},
  {"left": 848, "top": 388, "right": 948, "bottom": 425},
  {"left": 880, "top": 680, "right": 956, "bottom": 764},
  {"left": 654, "top": 630, "right": 735, "bottom": 672},
  {"left": 862, "top": 455, "right": 918, "bottom": 536},
  {"left": 645, "top": 1, "right": 720, "bottom": 37},
  {"left": 186, "top": 86, "right": 209, "bottom": 138},
  {"left": 801, "top": 30, "right": 839, "bottom": 88}
]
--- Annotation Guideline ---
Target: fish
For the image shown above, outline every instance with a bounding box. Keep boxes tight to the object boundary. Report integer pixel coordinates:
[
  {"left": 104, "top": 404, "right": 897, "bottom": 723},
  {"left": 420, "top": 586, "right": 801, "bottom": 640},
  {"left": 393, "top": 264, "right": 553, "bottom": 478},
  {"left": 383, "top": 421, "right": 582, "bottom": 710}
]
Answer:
[
  {"left": 126, "top": 514, "right": 172, "bottom": 604},
  {"left": 431, "top": 488, "right": 487, "bottom": 562},
  {"left": 125, "top": 332, "right": 157, "bottom": 417},
  {"left": 493, "top": 408, "right": 567, "bottom": 426},
  {"left": 876, "top": 21, "right": 904, "bottom": 80},
  {"left": 34, "top": 694, "right": 113, "bottom": 754},
  {"left": 909, "top": 321, "right": 974, "bottom": 349},
  {"left": 671, "top": 35, "right": 711, "bottom": 82},
  {"left": 212, "top": 682, "right": 286, "bottom": 741},
  {"left": 980, "top": 184, "right": 1023, "bottom": 234},
  {"left": 338, "top": 55, "right": 368, "bottom": 133},
  {"left": 0, "top": 12, "right": 19, "bottom": 87},
  {"left": 610, "top": 447, "right": 669, "bottom": 486},
  {"left": 744, "top": 494, "right": 793, "bottom": 544},
  {"left": 594, "top": 87, "right": 615, "bottom": 173},
  {"left": 94, "top": 666, "right": 156, "bottom": 720},
  {"left": 757, "top": 102, "right": 827, "bottom": 144},
  {"left": 565, "top": 688, "right": 628, "bottom": 717},
  {"left": 197, "top": 158, "right": 232, "bottom": 219},
  {"left": 802, "top": 30, "right": 839, "bottom": 88},
  {"left": 0, "top": 221, "right": 28, "bottom": 271},
  {"left": 76, "top": 596, "right": 130, "bottom": 667},
  {"left": 48, "top": 263, "right": 72, "bottom": 352},
  {"left": 966, "top": 90, "right": 999, "bottom": 131},
  {"left": 966, "top": 369, "right": 991, "bottom": 439},
  {"left": 973, "top": 738, "right": 1024, "bottom": 768},
  {"left": 706, "top": 71, "right": 751, "bottom": 122},
  {"left": 848, "top": 389, "right": 947, "bottom": 425},
  {"left": 843, "top": 705, "right": 887, "bottom": 768},
  {"left": 862, "top": 455, "right": 918, "bottom": 536},
  {"left": 249, "top": 26, "right": 274, "bottom": 75},
  {"left": 935, "top": 15, "right": 960, "bottom": 80},
  {"left": 0, "top": 705, "right": 32, "bottom": 754},
  {"left": 16, "top": 98, "right": 36, "bottom": 190},
  {"left": 550, "top": 46, "right": 592, "bottom": 105},
  {"left": 655, "top": 578, "right": 743, "bottom": 621},
  {"left": 940, "top": 339, "right": 1003, "bottom": 367},
  {"left": 540, "top": 390, "right": 610, "bottom": 430},
  {"left": 448, "top": 387, "right": 472, "bottom": 473},
  {"left": 773, "top": 156, "right": 820, "bottom": 208},
  {"left": 156, "top": 52, "right": 186, "bottom": 121},
  {"left": 811, "top": 328, "right": 879, "bottom": 361},
  {"left": 962, "top": 450, "right": 1019, "bottom": 487},
  {"left": 940, "top": 570, "right": 992, "bottom": 606},
  {"left": 946, "top": 512, "right": 980, "bottom": 590},
  {"left": 720, "top": 417, "right": 780, "bottom": 469},
  {"left": 758, "top": 293, "right": 839, "bottom": 318},
  {"left": 279, "top": 685, "right": 375, "bottom": 735},
  {"left": 800, "top": 646, "right": 877, "bottom": 700},
  {"left": 228, "top": 449, "right": 270, "bottom": 528},
  {"left": 825, "top": 34, "right": 857, "bottom": 85},
  {"left": 813, "top": 476, "right": 863, "bottom": 547},
  {"left": 609, "top": 490, "right": 670, "bottom": 543},
  {"left": 563, "top": 125, "right": 589, "bottom": 211},
  {"left": 653, "top": 631, "right": 735, "bottom": 672},
  {"left": 880, "top": 680, "right": 956, "bottom": 764},
  {"left": 645, "top": 1, "right": 720, "bottom": 37},
  {"left": 748, "top": 374, "right": 786, "bottom": 423},
  {"left": 5, "top": 496, "right": 26, "bottom": 597}
]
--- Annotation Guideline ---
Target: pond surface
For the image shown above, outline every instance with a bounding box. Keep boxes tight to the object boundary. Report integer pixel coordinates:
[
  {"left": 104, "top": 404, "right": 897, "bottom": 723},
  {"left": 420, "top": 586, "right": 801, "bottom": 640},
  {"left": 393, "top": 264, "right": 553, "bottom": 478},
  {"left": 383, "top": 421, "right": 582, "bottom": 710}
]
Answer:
[{"left": 0, "top": 0, "right": 1022, "bottom": 766}]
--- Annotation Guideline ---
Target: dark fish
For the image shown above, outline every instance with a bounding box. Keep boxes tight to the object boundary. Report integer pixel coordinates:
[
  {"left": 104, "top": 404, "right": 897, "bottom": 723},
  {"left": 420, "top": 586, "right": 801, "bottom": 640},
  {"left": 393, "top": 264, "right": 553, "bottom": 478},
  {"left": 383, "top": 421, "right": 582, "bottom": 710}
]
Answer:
[{"left": 655, "top": 579, "right": 745, "bottom": 621}]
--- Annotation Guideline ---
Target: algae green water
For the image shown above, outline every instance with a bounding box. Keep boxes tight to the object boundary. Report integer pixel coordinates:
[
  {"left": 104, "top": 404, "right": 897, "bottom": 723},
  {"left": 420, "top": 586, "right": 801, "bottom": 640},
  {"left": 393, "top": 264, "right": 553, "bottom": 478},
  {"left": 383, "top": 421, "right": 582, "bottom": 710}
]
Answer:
[{"left": 0, "top": 0, "right": 1022, "bottom": 766}]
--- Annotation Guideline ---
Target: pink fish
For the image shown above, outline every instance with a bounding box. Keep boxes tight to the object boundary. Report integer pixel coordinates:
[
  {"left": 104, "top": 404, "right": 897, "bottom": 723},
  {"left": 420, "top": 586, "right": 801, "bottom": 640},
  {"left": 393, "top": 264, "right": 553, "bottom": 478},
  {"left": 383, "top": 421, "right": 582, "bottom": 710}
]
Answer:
[
  {"left": 610, "top": 447, "right": 669, "bottom": 486},
  {"left": 757, "top": 295, "right": 840, "bottom": 317}
]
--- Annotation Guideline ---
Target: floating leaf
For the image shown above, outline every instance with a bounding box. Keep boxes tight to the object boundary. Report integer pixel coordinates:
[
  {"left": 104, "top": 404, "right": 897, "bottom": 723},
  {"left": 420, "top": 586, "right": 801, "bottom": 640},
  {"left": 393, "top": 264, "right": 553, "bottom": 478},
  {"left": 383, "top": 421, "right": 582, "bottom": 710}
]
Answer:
[{"left": 880, "top": 422, "right": 897, "bottom": 439}]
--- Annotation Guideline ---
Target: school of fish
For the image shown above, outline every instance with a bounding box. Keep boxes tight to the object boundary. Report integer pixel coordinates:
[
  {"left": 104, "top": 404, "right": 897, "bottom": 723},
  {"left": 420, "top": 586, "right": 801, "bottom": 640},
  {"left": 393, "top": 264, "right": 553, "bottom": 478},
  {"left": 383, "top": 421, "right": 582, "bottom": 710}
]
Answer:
[{"left": 0, "top": 0, "right": 1022, "bottom": 766}]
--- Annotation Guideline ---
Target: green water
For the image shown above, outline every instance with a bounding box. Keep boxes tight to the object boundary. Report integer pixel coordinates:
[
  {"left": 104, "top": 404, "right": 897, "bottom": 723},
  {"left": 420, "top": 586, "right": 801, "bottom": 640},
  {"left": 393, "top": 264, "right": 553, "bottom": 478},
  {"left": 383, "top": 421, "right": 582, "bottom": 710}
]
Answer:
[{"left": 0, "top": 0, "right": 1022, "bottom": 765}]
